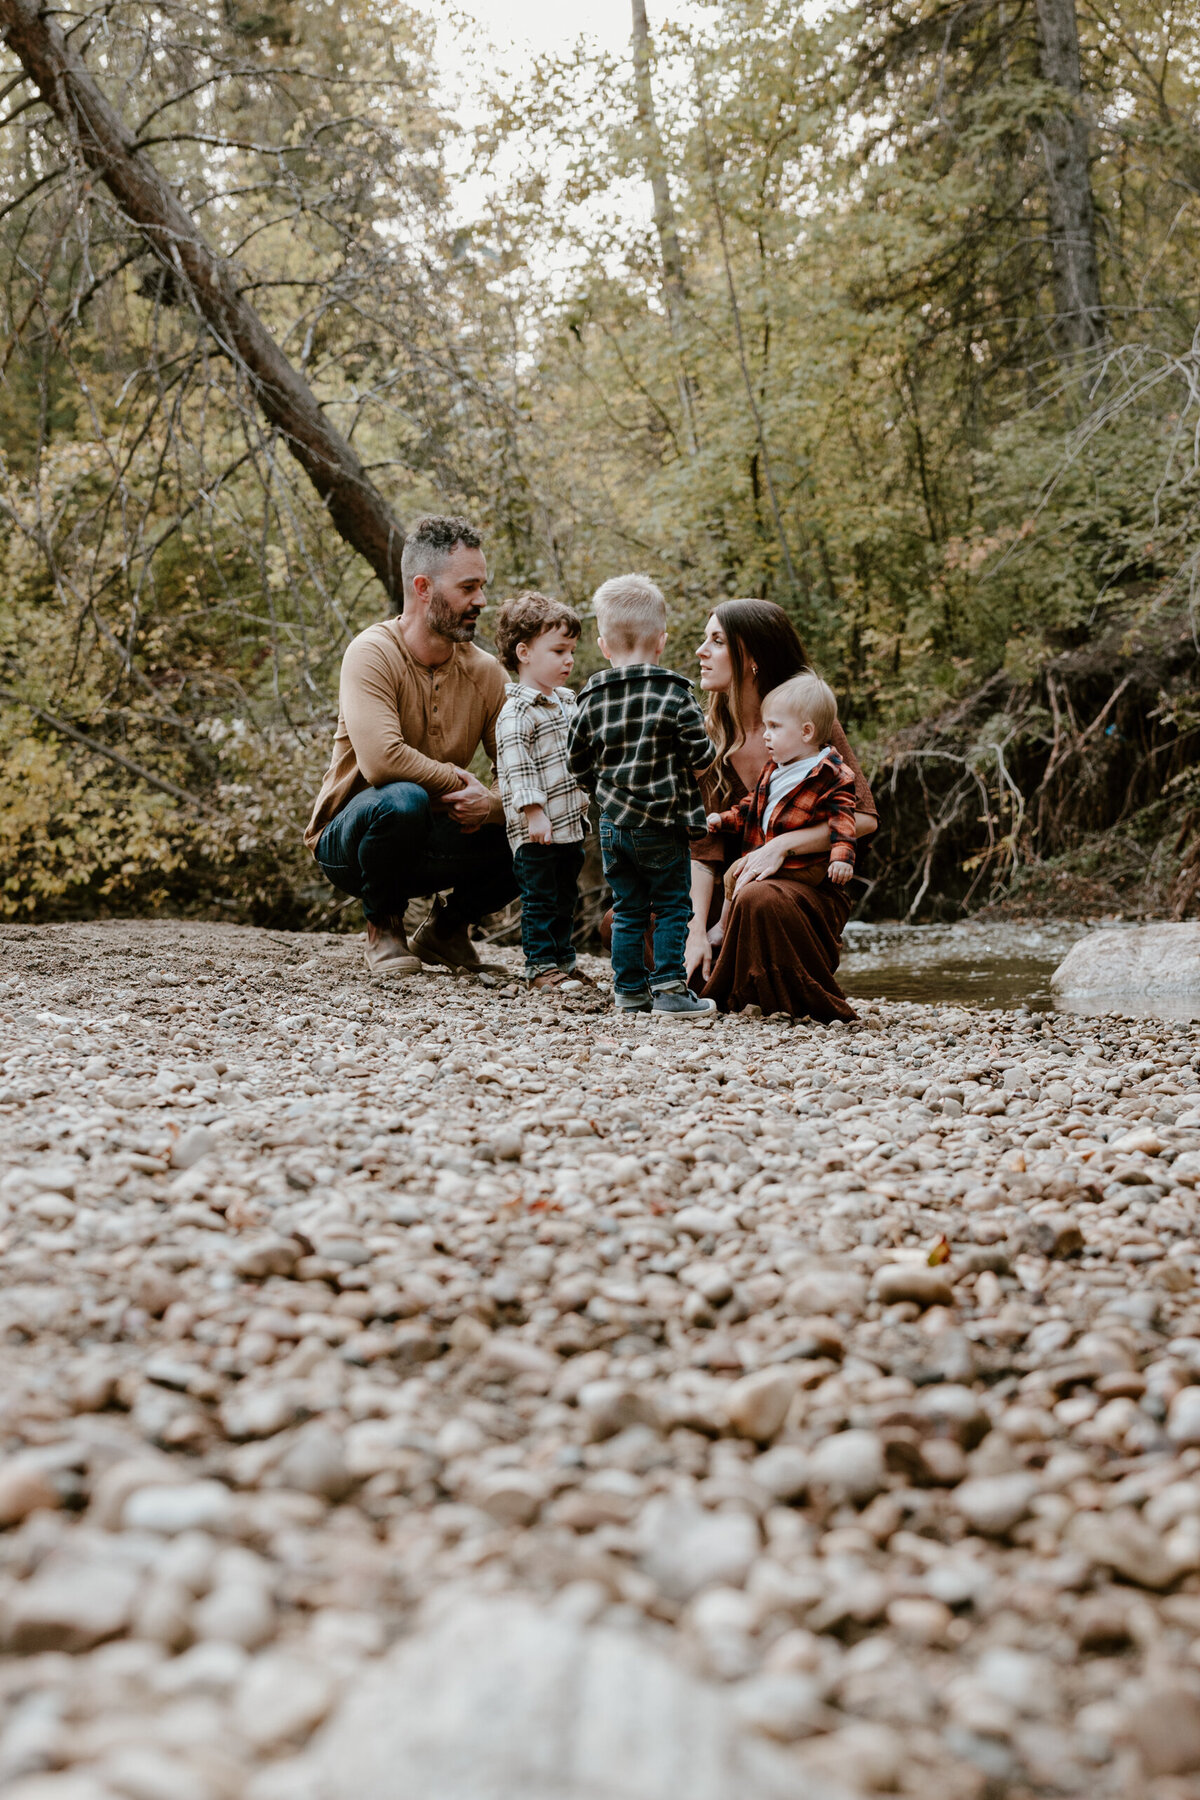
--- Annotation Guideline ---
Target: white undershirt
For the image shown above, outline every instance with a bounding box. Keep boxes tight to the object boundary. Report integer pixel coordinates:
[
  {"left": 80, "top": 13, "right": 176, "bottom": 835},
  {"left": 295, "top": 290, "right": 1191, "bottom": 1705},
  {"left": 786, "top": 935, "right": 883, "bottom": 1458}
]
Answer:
[{"left": 763, "top": 749, "right": 829, "bottom": 831}]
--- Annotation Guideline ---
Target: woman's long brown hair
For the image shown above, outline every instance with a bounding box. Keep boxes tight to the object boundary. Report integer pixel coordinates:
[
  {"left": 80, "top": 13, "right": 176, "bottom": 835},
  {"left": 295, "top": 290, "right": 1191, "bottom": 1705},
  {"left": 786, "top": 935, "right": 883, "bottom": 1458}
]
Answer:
[{"left": 704, "top": 599, "right": 812, "bottom": 806}]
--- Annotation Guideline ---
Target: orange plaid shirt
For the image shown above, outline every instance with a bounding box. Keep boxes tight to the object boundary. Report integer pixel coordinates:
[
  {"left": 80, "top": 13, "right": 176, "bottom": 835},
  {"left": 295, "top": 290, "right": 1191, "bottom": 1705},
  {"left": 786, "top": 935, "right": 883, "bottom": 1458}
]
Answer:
[{"left": 712, "top": 748, "right": 857, "bottom": 875}]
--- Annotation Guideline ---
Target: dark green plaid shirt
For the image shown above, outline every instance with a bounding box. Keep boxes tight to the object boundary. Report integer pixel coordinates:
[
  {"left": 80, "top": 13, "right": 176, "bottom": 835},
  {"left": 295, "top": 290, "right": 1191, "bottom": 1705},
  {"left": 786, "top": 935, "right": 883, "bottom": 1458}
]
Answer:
[{"left": 567, "top": 664, "right": 714, "bottom": 835}]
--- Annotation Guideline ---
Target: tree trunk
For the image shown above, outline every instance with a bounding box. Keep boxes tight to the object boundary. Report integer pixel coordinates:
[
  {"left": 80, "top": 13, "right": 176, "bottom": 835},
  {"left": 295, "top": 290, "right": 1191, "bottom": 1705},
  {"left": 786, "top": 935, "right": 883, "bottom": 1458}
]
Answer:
[
  {"left": 1034, "top": 0, "right": 1105, "bottom": 354},
  {"left": 0, "top": 0, "right": 407, "bottom": 608},
  {"left": 630, "top": 0, "right": 698, "bottom": 453}
]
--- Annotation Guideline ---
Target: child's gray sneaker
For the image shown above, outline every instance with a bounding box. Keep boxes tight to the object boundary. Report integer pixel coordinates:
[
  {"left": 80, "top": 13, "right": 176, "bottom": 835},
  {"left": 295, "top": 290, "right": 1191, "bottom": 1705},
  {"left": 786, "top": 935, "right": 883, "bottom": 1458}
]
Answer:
[
  {"left": 652, "top": 986, "right": 716, "bottom": 1022},
  {"left": 615, "top": 989, "right": 652, "bottom": 1013}
]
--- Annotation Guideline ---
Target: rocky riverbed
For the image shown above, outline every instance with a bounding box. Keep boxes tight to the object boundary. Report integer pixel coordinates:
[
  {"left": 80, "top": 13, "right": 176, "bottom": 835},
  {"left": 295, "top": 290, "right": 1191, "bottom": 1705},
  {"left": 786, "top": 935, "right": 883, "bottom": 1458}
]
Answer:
[{"left": 3, "top": 919, "right": 1200, "bottom": 1799}]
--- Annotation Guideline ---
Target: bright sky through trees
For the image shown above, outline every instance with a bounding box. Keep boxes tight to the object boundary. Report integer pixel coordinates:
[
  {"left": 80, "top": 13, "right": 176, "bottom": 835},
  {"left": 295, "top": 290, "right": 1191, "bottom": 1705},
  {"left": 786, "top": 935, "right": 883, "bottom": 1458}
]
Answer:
[
  {"left": 436, "top": 0, "right": 695, "bottom": 63},
  {"left": 431, "top": 0, "right": 698, "bottom": 260}
]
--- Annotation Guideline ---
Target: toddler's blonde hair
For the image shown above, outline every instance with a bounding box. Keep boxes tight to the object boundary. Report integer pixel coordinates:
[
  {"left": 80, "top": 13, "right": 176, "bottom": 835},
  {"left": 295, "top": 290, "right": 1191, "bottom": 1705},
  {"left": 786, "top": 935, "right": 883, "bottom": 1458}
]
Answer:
[{"left": 763, "top": 671, "right": 838, "bottom": 746}]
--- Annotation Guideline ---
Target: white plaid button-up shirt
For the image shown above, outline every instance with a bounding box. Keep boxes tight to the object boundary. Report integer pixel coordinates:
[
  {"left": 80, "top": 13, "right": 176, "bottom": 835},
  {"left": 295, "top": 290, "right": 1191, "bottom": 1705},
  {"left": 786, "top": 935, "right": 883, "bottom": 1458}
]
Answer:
[{"left": 495, "top": 682, "right": 590, "bottom": 850}]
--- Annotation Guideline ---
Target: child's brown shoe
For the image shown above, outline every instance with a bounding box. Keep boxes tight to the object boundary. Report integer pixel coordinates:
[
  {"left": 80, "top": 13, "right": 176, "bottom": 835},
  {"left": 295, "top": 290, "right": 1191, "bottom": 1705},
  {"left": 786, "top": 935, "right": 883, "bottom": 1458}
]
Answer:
[{"left": 529, "top": 968, "right": 571, "bottom": 990}]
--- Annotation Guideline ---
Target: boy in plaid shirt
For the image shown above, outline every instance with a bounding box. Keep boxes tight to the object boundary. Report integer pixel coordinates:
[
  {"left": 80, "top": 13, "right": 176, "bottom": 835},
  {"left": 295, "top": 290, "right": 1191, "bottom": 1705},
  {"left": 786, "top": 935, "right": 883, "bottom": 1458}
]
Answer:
[
  {"left": 568, "top": 574, "right": 716, "bottom": 1021},
  {"left": 706, "top": 672, "right": 857, "bottom": 931},
  {"left": 494, "top": 592, "right": 591, "bottom": 991}
]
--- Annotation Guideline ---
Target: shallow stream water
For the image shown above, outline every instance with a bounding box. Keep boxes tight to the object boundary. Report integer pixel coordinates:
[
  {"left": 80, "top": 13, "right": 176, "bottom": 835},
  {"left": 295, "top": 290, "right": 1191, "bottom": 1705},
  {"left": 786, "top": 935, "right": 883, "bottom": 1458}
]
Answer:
[{"left": 841, "top": 918, "right": 1200, "bottom": 1020}]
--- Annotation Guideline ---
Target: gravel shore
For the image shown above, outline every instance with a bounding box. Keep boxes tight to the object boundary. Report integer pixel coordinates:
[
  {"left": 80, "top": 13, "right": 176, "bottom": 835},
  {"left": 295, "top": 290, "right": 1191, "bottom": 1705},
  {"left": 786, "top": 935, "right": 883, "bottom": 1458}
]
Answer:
[{"left": 2, "top": 919, "right": 1200, "bottom": 1799}]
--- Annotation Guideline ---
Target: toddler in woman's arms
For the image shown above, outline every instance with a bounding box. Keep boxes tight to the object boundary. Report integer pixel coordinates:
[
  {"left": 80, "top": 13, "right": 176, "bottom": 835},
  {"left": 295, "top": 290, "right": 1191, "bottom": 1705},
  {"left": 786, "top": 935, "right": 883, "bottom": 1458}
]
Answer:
[{"left": 706, "top": 672, "right": 857, "bottom": 929}]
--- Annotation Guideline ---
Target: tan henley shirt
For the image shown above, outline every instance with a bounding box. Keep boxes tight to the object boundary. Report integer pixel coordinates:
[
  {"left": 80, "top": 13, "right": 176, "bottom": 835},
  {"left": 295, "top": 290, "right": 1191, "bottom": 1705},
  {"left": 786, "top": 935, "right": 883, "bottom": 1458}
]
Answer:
[{"left": 304, "top": 617, "right": 507, "bottom": 852}]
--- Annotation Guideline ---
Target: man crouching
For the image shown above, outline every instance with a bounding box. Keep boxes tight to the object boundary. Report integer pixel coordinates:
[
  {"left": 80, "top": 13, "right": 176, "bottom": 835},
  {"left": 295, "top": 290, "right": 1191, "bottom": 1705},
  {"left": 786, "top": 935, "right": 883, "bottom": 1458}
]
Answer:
[{"left": 304, "top": 515, "right": 517, "bottom": 978}]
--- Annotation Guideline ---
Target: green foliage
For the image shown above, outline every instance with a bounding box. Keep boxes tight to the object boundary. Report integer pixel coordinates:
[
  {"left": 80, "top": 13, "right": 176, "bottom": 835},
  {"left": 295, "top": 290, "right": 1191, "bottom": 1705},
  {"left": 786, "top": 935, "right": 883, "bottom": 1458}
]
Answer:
[{"left": 1, "top": 0, "right": 1198, "bottom": 921}]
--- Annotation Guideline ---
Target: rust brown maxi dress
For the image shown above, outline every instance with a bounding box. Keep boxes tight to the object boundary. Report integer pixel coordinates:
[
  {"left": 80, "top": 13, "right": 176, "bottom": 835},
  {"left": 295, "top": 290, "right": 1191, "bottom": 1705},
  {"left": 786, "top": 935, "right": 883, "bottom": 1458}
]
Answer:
[{"left": 691, "top": 725, "right": 878, "bottom": 1022}]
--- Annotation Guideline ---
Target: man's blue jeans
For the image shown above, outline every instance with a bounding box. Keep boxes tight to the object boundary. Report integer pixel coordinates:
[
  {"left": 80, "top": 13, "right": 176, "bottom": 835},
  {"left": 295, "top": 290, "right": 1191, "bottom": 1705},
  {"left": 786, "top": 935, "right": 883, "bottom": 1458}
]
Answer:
[
  {"left": 599, "top": 816, "right": 692, "bottom": 996},
  {"left": 315, "top": 782, "right": 517, "bottom": 926},
  {"left": 513, "top": 841, "right": 585, "bottom": 976}
]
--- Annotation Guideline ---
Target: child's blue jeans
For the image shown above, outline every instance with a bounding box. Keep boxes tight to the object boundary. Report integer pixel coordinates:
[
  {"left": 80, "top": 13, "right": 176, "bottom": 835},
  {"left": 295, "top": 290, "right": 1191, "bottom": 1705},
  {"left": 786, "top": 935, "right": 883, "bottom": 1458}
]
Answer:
[
  {"left": 513, "top": 841, "right": 584, "bottom": 976},
  {"left": 600, "top": 816, "right": 692, "bottom": 995}
]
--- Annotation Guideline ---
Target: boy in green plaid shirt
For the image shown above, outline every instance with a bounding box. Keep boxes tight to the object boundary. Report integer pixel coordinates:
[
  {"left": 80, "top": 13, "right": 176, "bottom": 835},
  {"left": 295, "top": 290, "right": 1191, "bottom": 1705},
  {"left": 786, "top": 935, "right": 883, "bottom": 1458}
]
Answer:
[{"left": 568, "top": 575, "right": 717, "bottom": 1021}]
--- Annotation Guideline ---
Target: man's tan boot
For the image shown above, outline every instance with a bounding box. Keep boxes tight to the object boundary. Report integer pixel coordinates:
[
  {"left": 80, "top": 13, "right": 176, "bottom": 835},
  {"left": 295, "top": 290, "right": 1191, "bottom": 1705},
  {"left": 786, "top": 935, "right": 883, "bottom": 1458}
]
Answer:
[
  {"left": 364, "top": 917, "right": 422, "bottom": 979},
  {"left": 410, "top": 898, "right": 507, "bottom": 977}
]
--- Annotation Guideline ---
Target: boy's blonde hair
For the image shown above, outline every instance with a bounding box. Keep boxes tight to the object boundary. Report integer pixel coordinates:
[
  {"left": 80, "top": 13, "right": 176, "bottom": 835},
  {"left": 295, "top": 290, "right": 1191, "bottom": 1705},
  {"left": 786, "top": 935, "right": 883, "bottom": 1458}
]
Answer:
[
  {"left": 763, "top": 671, "right": 838, "bottom": 745},
  {"left": 593, "top": 573, "right": 667, "bottom": 653}
]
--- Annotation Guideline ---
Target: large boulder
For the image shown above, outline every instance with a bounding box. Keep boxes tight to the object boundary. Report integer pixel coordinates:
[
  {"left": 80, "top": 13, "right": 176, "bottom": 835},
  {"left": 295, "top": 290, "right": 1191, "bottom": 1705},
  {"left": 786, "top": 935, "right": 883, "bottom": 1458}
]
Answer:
[
  {"left": 256, "top": 1595, "right": 848, "bottom": 1800},
  {"left": 1052, "top": 925, "right": 1200, "bottom": 997}
]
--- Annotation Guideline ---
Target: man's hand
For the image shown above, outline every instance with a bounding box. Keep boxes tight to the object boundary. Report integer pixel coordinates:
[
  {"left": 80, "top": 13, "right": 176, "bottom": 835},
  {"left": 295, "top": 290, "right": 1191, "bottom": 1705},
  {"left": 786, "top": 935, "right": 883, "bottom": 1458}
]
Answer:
[
  {"left": 440, "top": 768, "right": 493, "bottom": 833},
  {"left": 731, "top": 840, "right": 788, "bottom": 891},
  {"left": 524, "top": 804, "right": 552, "bottom": 845},
  {"left": 705, "top": 811, "right": 725, "bottom": 832},
  {"left": 827, "top": 860, "right": 853, "bottom": 886}
]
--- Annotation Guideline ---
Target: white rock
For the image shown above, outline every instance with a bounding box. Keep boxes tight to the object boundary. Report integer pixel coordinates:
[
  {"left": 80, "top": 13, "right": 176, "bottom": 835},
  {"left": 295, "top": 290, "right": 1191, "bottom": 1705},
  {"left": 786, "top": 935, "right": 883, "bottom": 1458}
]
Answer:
[
  {"left": 275, "top": 1425, "right": 353, "bottom": 1500},
  {"left": 1168, "top": 1388, "right": 1200, "bottom": 1448},
  {"left": 1068, "top": 1508, "right": 1175, "bottom": 1589},
  {"left": 807, "top": 1430, "right": 886, "bottom": 1504},
  {"left": 1114, "top": 1126, "right": 1163, "bottom": 1155},
  {"left": 724, "top": 1369, "right": 796, "bottom": 1444},
  {"left": 152, "top": 1641, "right": 250, "bottom": 1697},
  {"left": 1052, "top": 924, "right": 1200, "bottom": 996},
  {"left": 1119, "top": 1675, "right": 1200, "bottom": 1776},
  {"left": 0, "top": 1454, "right": 62, "bottom": 1526},
  {"left": 192, "top": 1583, "right": 277, "bottom": 1649},
  {"left": 975, "top": 1646, "right": 1054, "bottom": 1713},
  {"left": 797, "top": 1721, "right": 904, "bottom": 1792},
  {"left": 674, "top": 1207, "right": 731, "bottom": 1238},
  {"left": 474, "top": 1470, "right": 546, "bottom": 1527},
  {"left": 752, "top": 1446, "right": 810, "bottom": 1502},
  {"left": 233, "top": 1651, "right": 340, "bottom": 1751},
  {"left": 123, "top": 1481, "right": 235, "bottom": 1536},
  {"left": 640, "top": 1498, "right": 760, "bottom": 1601},
  {"left": 300, "top": 1595, "right": 837, "bottom": 1799},
  {"left": 171, "top": 1125, "right": 217, "bottom": 1170},
  {"left": 220, "top": 1387, "right": 305, "bottom": 1440},
  {"left": 732, "top": 1671, "right": 823, "bottom": 1742},
  {"left": 1172, "top": 1152, "right": 1200, "bottom": 1187},
  {"left": 783, "top": 1270, "right": 867, "bottom": 1317},
  {"left": 482, "top": 1339, "right": 557, "bottom": 1385},
  {"left": 953, "top": 1473, "right": 1038, "bottom": 1537},
  {"left": 94, "top": 1745, "right": 217, "bottom": 1800},
  {"left": 27, "top": 1162, "right": 80, "bottom": 1199},
  {"left": 886, "top": 1597, "right": 952, "bottom": 1645},
  {"left": 5, "top": 1777, "right": 122, "bottom": 1800},
  {"left": 8, "top": 1546, "right": 144, "bottom": 1653}
]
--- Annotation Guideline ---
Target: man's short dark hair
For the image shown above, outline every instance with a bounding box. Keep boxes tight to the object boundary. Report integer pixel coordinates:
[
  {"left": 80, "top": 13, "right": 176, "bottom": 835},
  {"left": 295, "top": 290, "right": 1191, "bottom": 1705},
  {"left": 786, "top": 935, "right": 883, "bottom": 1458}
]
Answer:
[
  {"left": 493, "top": 591, "right": 582, "bottom": 674},
  {"left": 399, "top": 515, "right": 484, "bottom": 610}
]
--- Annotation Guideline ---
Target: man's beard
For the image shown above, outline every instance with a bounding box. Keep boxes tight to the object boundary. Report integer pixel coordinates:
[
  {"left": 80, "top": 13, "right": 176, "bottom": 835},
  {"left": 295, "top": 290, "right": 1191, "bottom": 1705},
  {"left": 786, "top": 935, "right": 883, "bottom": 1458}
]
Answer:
[{"left": 428, "top": 583, "right": 479, "bottom": 643}]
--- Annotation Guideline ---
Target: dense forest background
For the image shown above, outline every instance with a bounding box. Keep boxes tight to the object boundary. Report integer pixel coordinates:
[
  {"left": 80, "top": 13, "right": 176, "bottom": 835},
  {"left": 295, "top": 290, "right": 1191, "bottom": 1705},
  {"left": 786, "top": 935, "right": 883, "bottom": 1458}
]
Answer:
[{"left": 0, "top": 0, "right": 1198, "bottom": 926}]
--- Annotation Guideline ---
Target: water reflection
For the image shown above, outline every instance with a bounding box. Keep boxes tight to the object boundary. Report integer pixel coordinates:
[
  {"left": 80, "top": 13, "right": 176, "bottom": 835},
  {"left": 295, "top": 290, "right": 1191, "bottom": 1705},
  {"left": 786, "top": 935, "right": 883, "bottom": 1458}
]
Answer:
[{"left": 841, "top": 920, "right": 1200, "bottom": 1021}]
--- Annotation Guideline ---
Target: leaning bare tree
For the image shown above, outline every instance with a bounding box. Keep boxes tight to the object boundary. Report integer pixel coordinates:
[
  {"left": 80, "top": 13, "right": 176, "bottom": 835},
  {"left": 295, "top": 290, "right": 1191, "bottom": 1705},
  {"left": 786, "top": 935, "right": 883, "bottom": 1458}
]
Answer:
[
  {"left": 0, "top": 0, "right": 411, "bottom": 603},
  {"left": 0, "top": 0, "right": 534, "bottom": 917}
]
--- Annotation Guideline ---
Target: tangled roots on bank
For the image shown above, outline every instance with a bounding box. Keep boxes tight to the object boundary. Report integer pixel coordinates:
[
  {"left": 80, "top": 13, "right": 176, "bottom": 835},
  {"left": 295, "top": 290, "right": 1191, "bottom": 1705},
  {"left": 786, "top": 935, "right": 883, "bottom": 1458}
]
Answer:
[{"left": 861, "top": 613, "right": 1200, "bottom": 923}]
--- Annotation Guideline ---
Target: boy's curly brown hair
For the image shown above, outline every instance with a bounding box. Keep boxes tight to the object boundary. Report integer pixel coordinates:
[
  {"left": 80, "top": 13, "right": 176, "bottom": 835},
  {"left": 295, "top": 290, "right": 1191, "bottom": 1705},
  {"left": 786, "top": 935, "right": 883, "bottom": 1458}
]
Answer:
[{"left": 493, "top": 591, "right": 582, "bottom": 675}]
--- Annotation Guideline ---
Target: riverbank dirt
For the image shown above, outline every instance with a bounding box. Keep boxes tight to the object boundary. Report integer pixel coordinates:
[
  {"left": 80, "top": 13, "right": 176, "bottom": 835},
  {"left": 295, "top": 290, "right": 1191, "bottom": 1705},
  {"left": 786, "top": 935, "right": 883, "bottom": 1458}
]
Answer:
[{"left": 3, "top": 919, "right": 1200, "bottom": 1799}]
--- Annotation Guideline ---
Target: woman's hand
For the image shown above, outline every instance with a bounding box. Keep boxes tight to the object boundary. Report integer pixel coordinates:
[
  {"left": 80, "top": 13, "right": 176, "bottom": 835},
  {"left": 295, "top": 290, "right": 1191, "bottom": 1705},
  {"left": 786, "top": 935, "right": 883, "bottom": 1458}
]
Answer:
[
  {"left": 685, "top": 920, "right": 714, "bottom": 984},
  {"left": 731, "top": 840, "right": 788, "bottom": 891}
]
